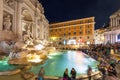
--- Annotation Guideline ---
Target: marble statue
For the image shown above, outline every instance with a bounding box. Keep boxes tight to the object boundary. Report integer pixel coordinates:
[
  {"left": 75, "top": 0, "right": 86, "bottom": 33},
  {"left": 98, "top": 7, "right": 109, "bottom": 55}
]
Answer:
[
  {"left": 23, "top": 24, "right": 33, "bottom": 45},
  {"left": 3, "top": 15, "right": 12, "bottom": 31}
]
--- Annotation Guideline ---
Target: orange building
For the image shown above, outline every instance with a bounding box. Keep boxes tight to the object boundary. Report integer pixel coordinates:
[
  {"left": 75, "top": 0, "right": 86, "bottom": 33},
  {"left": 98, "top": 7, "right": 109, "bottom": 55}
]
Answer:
[{"left": 49, "top": 17, "right": 95, "bottom": 45}]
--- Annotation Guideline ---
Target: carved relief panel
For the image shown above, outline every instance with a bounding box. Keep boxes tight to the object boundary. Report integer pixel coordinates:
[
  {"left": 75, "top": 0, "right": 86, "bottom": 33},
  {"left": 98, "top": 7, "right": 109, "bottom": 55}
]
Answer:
[{"left": 4, "top": 0, "right": 15, "bottom": 9}]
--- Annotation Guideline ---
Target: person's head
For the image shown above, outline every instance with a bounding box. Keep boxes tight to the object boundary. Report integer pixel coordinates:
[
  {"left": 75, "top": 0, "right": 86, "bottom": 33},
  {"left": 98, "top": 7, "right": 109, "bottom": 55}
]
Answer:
[
  {"left": 88, "top": 66, "right": 92, "bottom": 70},
  {"left": 65, "top": 68, "right": 68, "bottom": 73},
  {"left": 72, "top": 68, "right": 75, "bottom": 71}
]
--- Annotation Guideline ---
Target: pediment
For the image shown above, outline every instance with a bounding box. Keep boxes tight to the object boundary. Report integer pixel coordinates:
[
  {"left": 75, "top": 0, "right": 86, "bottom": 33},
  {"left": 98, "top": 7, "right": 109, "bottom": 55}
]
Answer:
[{"left": 110, "top": 9, "right": 120, "bottom": 18}]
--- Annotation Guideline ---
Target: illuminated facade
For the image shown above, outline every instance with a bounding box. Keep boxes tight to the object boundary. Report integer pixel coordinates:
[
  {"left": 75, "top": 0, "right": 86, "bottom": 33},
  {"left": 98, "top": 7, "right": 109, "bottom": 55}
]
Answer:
[
  {"left": 49, "top": 17, "right": 95, "bottom": 45},
  {"left": 104, "top": 9, "right": 120, "bottom": 44},
  {"left": 94, "top": 28, "right": 105, "bottom": 44},
  {"left": 0, "top": 0, "right": 49, "bottom": 41}
]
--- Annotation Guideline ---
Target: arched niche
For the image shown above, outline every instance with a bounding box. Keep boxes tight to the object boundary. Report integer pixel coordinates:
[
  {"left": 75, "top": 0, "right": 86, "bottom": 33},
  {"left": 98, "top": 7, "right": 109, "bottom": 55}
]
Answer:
[{"left": 21, "top": 9, "right": 33, "bottom": 39}]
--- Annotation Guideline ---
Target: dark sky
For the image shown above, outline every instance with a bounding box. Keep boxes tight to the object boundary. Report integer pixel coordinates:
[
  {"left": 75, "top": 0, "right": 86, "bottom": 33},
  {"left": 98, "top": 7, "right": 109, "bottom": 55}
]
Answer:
[{"left": 39, "top": 0, "right": 120, "bottom": 29}]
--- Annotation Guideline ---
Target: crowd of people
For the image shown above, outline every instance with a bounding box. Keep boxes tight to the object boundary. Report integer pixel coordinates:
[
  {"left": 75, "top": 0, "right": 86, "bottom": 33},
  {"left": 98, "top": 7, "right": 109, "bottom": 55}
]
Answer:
[
  {"left": 86, "top": 42, "right": 120, "bottom": 80},
  {"left": 37, "top": 66, "right": 94, "bottom": 80},
  {"left": 37, "top": 42, "right": 120, "bottom": 80}
]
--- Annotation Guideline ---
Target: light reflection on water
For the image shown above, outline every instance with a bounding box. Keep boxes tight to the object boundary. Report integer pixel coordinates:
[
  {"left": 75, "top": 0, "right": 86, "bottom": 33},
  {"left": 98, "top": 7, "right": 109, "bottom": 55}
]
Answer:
[
  {"left": 0, "top": 57, "right": 16, "bottom": 71},
  {"left": 29, "top": 51, "right": 99, "bottom": 77}
]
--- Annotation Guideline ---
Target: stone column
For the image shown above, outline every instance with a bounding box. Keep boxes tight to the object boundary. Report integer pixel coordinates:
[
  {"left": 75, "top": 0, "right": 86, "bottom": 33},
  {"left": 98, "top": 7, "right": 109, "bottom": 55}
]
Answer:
[
  {"left": 116, "top": 18, "right": 117, "bottom": 27},
  {"left": 114, "top": 33, "right": 116, "bottom": 43},
  {"left": 117, "top": 17, "right": 120, "bottom": 25},
  {"left": 111, "top": 18, "right": 113, "bottom": 27},
  {"left": 113, "top": 18, "right": 115, "bottom": 27},
  {"left": 17, "top": 0, "right": 23, "bottom": 40},
  {"left": 111, "top": 34, "right": 112, "bottom": 43},
  {"left": 13, "top": 0, "right": 17, "bottom": 34},
  {"left": 114, "top": 33, "right": 117, "bottom": 42},
  {"left": 111, "top": 18, "right": 112, "bottom": 27},
  {"left": 0, "top": 0, "right": 3, "bottom": 31},
  {"left": 110, "top": 34, "right": 112, "bottom": 43},
  {"left": 116, "top": 18, "right": 118, "bottom": 27},
  {"left": 112, "top": 34, "right": 114, "bottom": 43}
]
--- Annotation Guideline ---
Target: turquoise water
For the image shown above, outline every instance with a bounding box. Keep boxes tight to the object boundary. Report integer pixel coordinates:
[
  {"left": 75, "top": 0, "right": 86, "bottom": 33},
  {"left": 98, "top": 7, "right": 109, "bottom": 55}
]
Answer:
[
  {"left": 29, "top": 51, "right": 99, "bottom": 77},
  {"left": 0, "top": 58, "right": 16, "bottom": 72}
]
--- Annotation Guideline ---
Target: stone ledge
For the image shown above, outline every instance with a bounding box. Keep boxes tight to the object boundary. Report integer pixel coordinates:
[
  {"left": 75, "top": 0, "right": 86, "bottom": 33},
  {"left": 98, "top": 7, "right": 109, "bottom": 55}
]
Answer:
[
  {"left": 77, "top": 71, "right": 102, "bottom": 80},
  {"left": 0, "top": 69, "right": 21, "bottom": 76}
]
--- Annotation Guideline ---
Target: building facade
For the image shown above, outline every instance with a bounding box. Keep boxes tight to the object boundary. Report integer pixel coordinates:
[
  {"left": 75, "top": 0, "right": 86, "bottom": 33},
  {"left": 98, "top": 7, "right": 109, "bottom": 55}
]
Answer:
[
  {"left": 104, "top": 9, "right": 120, "bottom": 44},
  {"left": 49, "top": 17, "right": 95, "bottom": 45},
  {"left": 0, "top": 0, "right": 49, "bottom": 41},
  {"left": 94, "top": 28, "right": 105, "bottom": 44}
]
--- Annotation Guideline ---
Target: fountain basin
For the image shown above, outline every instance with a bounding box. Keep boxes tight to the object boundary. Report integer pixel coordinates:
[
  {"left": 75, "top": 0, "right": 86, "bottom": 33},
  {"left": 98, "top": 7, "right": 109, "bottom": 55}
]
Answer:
[{"left": 29, "top": 50, "right": 99, "bottom": 78}]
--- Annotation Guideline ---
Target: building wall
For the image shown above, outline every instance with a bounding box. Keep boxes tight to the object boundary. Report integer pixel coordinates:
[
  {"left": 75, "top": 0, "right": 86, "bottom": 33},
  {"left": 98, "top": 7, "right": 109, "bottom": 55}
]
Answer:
[
  {"left": 0, "top": 0, "right": 49, "bottom": 41},
  {"left": 94, "top": 28, "right": 105, "bottom": 44},
  {"left": 49, "top": 17, "right": 95, "bottom": 45}
]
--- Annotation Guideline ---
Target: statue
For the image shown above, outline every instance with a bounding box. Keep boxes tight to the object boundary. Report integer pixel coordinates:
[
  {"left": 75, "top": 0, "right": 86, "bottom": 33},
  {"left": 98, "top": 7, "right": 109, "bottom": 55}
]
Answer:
[
  {"left": 3, "top": 15, "right": 12, "bottom": 31},
  {"left": 23, "top": 24, "right": 33, "bottom": 45}
]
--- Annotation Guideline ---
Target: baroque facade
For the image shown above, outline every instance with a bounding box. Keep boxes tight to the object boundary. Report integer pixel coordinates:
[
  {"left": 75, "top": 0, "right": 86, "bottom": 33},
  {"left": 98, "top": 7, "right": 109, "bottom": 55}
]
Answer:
[
  {"left": 0, "top": 0, "right": 49, "bottom": 41},
  {"left": 104, "top": 9, "right": 120, "bottom": 44},
  {"left": 49, "top": 17, "right": 95, "bottom": 45}
]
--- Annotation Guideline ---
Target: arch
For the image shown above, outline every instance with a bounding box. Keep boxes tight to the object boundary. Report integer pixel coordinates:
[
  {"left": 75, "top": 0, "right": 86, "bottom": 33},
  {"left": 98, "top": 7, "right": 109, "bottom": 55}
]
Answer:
[
  {"left": 21, "top": 9, "right": 34, "bottom": 40},
  {"left": 22, "top": 9, "right": 33, "bottom": 21},
  {"left": 118, "top": 33, "right": 120, "bottom": 40}
]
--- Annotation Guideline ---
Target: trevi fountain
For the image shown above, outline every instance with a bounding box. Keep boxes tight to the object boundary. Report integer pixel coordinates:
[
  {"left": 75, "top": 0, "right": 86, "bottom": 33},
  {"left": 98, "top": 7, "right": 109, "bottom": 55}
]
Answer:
[
  {"left": 0, "top": 0, "right": 53, "bottom": 80},
  {"left": 0, "top": 0, "right": 101, "bottom": 80}
]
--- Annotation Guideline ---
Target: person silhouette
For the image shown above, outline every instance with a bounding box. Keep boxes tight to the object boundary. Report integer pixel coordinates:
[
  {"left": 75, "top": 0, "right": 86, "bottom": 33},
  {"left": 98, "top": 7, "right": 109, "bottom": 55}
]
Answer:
[
  {"left": 38, "top": 67, "right": 45, "bottom": 80},
  {"left": 70, "top": 68, "right": 76, "bottom": 80},
  {"left": 63, "top": 68, "right": 69, "bottom": 80},
  {"left": 87, "top": 66, "right": 92, "bottom": 80}
]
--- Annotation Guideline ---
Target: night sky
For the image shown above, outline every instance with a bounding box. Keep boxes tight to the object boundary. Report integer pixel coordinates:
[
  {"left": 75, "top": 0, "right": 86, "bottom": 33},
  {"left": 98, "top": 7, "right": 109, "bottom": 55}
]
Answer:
[{"left": 40, "top": 0, "right": 120, "bottom": 29}]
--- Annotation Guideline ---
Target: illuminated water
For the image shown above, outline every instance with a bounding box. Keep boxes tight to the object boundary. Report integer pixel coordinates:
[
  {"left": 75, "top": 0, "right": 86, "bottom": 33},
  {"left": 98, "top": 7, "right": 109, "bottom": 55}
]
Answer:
[
  {"left": 29, "top": 51, "right": 99, "bottom": 77},
  {"left": 0, "top": 58, "right": 16, "bottom": 72}
]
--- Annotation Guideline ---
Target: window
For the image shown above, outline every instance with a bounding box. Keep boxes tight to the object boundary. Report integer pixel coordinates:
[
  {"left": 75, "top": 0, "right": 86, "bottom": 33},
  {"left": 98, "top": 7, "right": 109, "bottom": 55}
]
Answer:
[
  {"left": 74, "top": 37, "right": 76, "bottom": 39},
  {"left": 80, "top": 26, "right": 82, "bottom": 29},
  {"left": 87, "top": 25, "right": 90, "bottom": 28},
  {"left": 74, "top": 32, "right": 76, "bottom": 35},
  {"left": 74, "top": 27, "right": 76, "bottom": 30},
  {"left": 59, "top": 29, "right": 61, "bottom": 31},
  {"left": 80, "top": 21, "right": 83, "bottom": 24},
  {"left": 69, "top": 27, "right": 70, "bottom": 30},
  {"left": 79, "top": 31, "right": 82, "bottom": 34},
  {"left": 68, "top": 33, "right": 71, "bottom": 35},
  {"left": 87, "top": 36, "right": 89, "bottom": 39},
  {"left": 88, "top": 20, "right": 91, "bottom": 23},
  {"left": 64, "top": 33, "right": 66, "bottom": 36},
  {"left": 87, "top": 30, "right": 90, "bottom": 34}
]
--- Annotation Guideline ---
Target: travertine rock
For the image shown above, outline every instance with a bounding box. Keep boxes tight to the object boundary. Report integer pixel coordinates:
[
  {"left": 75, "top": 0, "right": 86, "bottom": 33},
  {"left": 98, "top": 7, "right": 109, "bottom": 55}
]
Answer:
[
  {"left": 0, "top": 30, "right": 17, "bottom": 41},
  {"left": 8, "top": 57, "right": 29, "bottom": 65}
]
